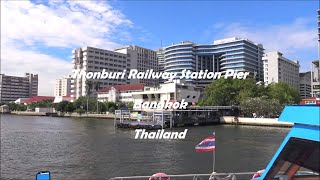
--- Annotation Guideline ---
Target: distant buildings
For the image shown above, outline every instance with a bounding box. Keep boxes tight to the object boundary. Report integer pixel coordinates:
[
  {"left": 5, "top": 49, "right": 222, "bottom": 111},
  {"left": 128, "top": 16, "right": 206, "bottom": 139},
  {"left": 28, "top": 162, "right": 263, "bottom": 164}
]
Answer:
[
  {"left": 262, "top": 51, "right": 300, "bottom": 89},
  {"left": 299, "top": 72, "right": 311, "bottom": 98},
  {"left": 0, "top": 73, "right": 38, "bottom": 103},
  {"left": 311, "top": 60, "right": 320, "bottom": 97},
  {"left": 163, "top": 37, "right": 264, "bottom": 87},
  {"left": 54, "top": 76, "right": 72, "bottom": 96}
]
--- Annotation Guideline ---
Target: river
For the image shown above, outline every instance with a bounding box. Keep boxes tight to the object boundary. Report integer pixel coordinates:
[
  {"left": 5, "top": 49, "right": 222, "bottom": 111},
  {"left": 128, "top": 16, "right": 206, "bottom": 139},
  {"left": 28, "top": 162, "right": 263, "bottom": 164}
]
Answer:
[{"left": 0, "top": 114, "right": 289, "bottom": 179}]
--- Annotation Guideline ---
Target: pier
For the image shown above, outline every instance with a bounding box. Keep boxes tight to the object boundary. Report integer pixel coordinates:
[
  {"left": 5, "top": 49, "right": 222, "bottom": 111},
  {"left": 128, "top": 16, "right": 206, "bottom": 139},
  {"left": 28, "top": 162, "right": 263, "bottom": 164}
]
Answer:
[{"left": 114, "top": 106, "right": 239, "bottom": 129}]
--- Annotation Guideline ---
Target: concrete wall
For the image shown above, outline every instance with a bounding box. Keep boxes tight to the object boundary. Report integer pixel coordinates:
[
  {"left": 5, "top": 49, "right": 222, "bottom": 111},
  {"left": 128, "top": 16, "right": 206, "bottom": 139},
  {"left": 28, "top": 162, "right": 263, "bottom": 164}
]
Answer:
[{"left": 220, "top": 116, "right": 293, "bottom": 127}]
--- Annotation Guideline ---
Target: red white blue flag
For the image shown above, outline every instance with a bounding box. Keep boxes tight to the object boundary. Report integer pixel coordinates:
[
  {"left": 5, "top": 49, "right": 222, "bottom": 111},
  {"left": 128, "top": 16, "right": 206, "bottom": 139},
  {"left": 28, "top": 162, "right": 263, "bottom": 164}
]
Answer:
[{"left": 195, "top": 135, "right": 216, "bottom": 152}]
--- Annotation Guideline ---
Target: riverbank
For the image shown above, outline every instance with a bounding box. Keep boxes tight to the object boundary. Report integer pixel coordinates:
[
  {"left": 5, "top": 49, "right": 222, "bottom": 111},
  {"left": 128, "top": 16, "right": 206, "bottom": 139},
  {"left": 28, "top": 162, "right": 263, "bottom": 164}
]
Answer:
[
  {"left": 7, "top": 112, "right": 293, "bottom": 127},
  {"left": 9, "top": 111, "right": 114, "bottom": 119}
]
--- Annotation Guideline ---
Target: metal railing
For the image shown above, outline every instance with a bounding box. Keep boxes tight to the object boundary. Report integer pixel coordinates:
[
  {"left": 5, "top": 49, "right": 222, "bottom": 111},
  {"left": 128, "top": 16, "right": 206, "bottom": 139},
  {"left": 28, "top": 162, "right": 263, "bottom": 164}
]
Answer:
[{"left": 109, "top": 172, "right": 256, "bottom": 180}]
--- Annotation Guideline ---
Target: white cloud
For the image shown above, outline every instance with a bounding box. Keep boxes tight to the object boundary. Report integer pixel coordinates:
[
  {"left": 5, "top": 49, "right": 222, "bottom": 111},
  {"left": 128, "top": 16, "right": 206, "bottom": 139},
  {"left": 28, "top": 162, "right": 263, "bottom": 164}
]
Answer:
[{"left": 1, "top": 0, "right": 133, "bottom": 95}]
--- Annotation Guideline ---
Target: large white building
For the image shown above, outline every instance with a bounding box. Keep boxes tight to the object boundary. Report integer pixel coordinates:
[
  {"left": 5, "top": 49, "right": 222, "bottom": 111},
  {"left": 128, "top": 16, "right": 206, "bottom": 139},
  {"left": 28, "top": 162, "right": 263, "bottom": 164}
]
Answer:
[
  {"left": 71, "top": 46, "right": 130, "bottom": 99},
  {"left": 71, "top": 46, "right": 159, "bottom": 99},
  {"left": 54, "top": 76, "right": 72, "bottom": 96},
  {"left": 262, "top": 51, "right": 300, "bottom": 89},
  {"left": 0, "top": 73, "right": 38, "bottom": 103},
  {"left": 115, "top": 45, "right": 159, "bottom": 86},
  {"left": 164, "top": 38, "right": 264, "bottom": 87}
]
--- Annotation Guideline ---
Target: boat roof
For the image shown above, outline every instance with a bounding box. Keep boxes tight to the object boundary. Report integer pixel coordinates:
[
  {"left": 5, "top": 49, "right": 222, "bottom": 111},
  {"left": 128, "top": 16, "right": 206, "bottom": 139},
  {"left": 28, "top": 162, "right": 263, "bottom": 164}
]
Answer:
[
  {"left": 279, "top": 105, "right": 319, "bottom": 127},
  {"left": 257, "top": 105, "right": 320, "bottom": 180}
]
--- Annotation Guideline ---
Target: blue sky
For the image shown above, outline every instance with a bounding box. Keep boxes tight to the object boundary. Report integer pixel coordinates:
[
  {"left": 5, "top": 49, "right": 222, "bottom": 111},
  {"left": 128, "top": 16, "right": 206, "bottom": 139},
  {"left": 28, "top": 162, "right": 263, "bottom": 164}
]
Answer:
[{"left": 1, "top": 0, "right": 319, "bottom": 95}]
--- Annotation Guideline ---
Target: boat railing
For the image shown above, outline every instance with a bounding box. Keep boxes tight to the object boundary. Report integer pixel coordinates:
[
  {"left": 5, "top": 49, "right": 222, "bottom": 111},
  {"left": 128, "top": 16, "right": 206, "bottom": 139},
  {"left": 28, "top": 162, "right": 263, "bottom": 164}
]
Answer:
[{"left": 108, "top": 172, "right": 256, "bottom": 180}]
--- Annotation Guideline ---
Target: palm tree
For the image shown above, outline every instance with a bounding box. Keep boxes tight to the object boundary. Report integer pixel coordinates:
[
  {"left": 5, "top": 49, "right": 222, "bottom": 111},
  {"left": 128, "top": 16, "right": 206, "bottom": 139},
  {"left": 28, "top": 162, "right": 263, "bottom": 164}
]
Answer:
[
  {"left": 85, "top": 81, "right": 93, "bottom": 114},
  {"left": 94, "top": 82, "right": 102, "bottom": 113}
]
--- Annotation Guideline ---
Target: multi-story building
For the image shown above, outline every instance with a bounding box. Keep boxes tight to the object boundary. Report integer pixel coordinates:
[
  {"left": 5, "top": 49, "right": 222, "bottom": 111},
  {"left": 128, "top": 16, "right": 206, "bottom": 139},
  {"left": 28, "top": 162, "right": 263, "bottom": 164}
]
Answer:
[
  {"left": 71, "top": 46, "right": 129, "bottom": 99},
  {"left": 115, "top": 45, "right": 159, "bottom": 86},
  {"left": 299, "top": 72, "right": 311, "bottom": 98},
  {"left": 164, "top": 37, "right": 264, "bottom": 87},
  {"left": 156, "top": 48, "right": 165, "bottom": 83},
  {"left": 311, "top": 60, "right": 320, "bottom": 97},
  {"left": 262, "top": 51, "right": 300, "bottom": 89},
  {"left": 71, "top": 45, "right": 159, "bottom": 99},
  {"left": 54, "top": 76, "right": 72, "bottom": 97},
  {"left": 0, "top": 73, "right": 38, "bottom": 103}
]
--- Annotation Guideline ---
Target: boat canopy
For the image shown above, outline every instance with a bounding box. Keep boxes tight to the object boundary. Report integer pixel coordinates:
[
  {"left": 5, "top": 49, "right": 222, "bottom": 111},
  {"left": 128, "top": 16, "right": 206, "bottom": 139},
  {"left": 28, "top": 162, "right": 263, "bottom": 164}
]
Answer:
[{"left": 257, "top": 105, "right": 320, "bottom": 180}]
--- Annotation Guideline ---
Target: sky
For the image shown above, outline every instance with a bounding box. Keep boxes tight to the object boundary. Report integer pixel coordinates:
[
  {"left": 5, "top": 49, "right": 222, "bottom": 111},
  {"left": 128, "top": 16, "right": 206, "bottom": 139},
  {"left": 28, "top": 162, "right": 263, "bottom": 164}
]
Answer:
[{"left": 1, "top": 0, "right": 319, "bottom": 95}]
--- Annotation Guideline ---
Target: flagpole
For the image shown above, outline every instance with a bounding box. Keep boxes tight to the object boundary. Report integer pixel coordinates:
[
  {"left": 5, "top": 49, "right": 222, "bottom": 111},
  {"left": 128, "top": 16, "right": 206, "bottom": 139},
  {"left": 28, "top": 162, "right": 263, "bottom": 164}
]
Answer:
[{"left": 213, "top": 132, "right": 216, "bottom": 173}]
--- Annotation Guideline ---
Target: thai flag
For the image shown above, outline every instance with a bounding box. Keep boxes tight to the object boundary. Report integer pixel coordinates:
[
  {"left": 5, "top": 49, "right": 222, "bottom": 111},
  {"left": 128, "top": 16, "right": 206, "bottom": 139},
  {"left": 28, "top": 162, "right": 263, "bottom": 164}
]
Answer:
[{"left": 195, "top": 135, "right": 216, "bottom": 152}]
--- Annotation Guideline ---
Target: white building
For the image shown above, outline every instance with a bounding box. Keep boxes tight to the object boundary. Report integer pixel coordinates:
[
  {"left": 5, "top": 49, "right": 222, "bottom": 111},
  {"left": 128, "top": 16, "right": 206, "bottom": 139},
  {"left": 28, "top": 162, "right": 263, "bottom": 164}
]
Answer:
[
  {"left": 0, "top": 73, "right": 38, "bottom": 103},
  {"left": 311, "top": 60, "right": 320, "bottom": 97},
  {"left": 71, "top": 46, "right": 159, "bottom": 100},
  {"left": 262, "top": 51, "right": 300, "bottom": 89},
  {"left": 71, "top": 46, "right": 129, "bottom": 99},
  {"left": 132, "top": 81, "right": 201, "bottom": 110},
  {"left": 115, "top": 45, "right": 159, "bottom": 86},
  {"left": 97, "top": 83, "right": 145, "bottom": 103},
  {"left": 54, "top": 76, "right": 72, "bottom": 96},
  {"left": 299, "top": 72, "right": 311, "bottom": 98}
]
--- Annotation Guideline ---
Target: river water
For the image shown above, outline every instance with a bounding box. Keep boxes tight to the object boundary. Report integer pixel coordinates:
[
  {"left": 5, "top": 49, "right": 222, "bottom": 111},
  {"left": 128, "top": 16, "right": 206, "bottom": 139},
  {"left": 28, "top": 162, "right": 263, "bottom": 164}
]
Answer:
[{"left": 0, "top": 114, "right": 289, "bottom": 179}]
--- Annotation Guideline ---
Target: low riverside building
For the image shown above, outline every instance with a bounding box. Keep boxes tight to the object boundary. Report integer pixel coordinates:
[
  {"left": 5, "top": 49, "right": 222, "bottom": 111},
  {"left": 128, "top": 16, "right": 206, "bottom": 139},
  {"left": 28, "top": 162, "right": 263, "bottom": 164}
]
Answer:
[
  {"left": 0, "top": 73, "right": 38, "bottom": 103},
  {"left": 132, "top": 81, "right": 201, "bottom": 110},
  {"left": 263, "top": 51, "right": 300, "bottom": 89},
  {"left": 97, "top": 83, "right": 145, "bottom": 103}
]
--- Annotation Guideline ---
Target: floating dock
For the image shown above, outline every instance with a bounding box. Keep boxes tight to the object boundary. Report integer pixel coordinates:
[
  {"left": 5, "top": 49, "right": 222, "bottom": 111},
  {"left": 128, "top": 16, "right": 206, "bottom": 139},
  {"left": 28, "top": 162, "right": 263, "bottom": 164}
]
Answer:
[{"left": 114, "top": 106, "right": 239, "bottom": 129}]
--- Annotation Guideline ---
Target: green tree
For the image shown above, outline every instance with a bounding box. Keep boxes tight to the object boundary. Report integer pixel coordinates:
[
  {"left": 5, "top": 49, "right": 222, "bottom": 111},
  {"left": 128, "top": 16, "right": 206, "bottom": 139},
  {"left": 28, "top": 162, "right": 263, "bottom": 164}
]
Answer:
[
  {"left": 267, "top": 82, "right": 300, "bottom": 106},
  {"left": 199, "top": 78, "right": 265, "bottom": 106},
  {"left": 240, "top": 97, "right": 282, "bottom": 118},
  {"left": 65, "top": 102, "right": 75, "bottom": 113},
  {"left": 75, "top": 108, "right": 85, "bottom": 116},
  {"left": 55, "top": 101, "right": 69, "bottom": 112}
]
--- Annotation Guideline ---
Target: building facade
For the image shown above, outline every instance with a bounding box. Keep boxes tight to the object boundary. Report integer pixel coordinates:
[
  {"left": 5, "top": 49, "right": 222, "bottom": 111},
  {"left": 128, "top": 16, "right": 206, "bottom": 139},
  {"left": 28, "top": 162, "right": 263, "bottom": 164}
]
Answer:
[
  {"left": 311, "top": 60, "right": 320, "bottom": 97},
  {"left": 71, "top": 46, "right": 129, "bottom": 99},
  {"left": 131, "top": 81, "right": 201, "bottom": 110},
  {"left": 54, "top": 76, "right": 72, "bottom": 96},
  {"left": 299, "top": 72, "right": 311, "bottom": 98},
  {"left": 97, "top": 83, "right": 145, "bottom": 103},
  {"left": 71, "top": 46, "right": 159, "bottom": 100},
  {"left": 262, "top": 51, "right": 300, "bottom": 89},
  {"left": 115, "top": 45, "right": 159, "bottom": 86},
  {"left": 163, "top": 38, "right": 264, "bottom": 87},
  {"left": 156, "top": 48, "right": 165, "bottom": 82},
  {"left": 0, "top": 73, "right": 38, "bottom": 103}
]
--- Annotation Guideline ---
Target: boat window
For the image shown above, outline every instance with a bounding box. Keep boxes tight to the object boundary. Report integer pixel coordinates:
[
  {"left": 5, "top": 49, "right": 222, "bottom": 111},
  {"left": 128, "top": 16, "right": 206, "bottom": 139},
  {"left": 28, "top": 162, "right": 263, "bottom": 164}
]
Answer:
[{"left": 264, "top": 137, "right": 319, "bottom": 180}]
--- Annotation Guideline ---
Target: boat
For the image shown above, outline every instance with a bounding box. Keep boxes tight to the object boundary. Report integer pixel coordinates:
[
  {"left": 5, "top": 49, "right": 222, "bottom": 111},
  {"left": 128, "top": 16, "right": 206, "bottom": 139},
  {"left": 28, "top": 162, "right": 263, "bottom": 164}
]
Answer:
[{"left": 109, "top": 105, "right": 320, "bottom": 180}]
